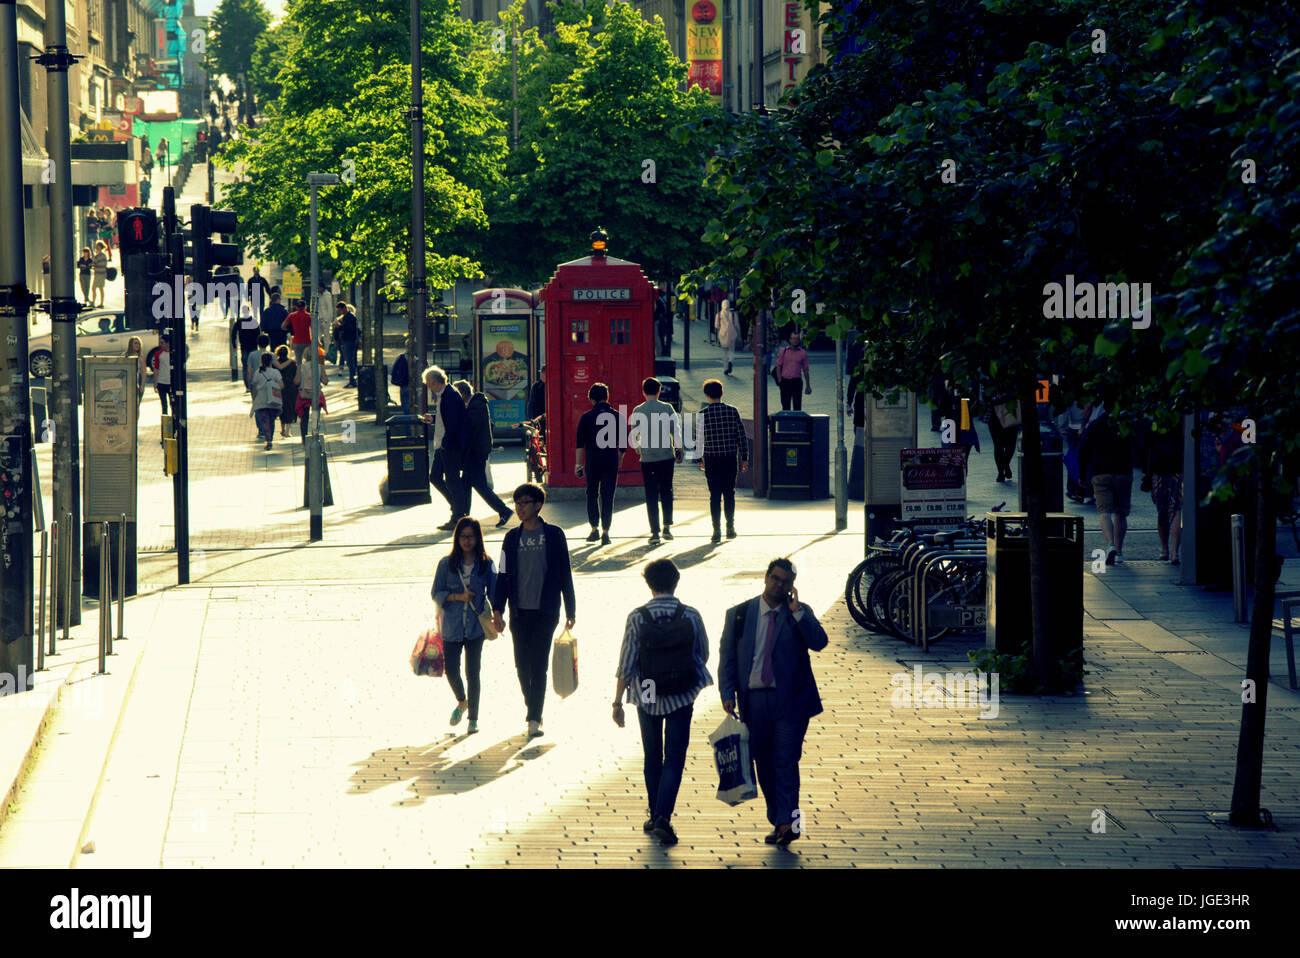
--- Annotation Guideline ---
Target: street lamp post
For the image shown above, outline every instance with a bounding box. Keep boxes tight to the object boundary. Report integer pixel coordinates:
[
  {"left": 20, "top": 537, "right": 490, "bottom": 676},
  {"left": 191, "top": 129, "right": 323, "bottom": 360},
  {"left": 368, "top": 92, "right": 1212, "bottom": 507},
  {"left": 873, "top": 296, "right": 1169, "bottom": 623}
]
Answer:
[
  {"left": 834, "top": 334, "right": 847, "bottom": 530},
  {"left": 307, "top": 172, "right": 340, "bottom": 542}
]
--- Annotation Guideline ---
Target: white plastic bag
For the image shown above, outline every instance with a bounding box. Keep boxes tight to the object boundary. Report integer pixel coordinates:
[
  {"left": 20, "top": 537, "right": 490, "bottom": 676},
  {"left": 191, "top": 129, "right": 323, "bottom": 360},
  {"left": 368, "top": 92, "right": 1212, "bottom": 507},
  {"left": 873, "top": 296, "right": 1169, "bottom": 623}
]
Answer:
[
  {"left": 709, "top": 713, "right": 758, "bottom": 805},
  {"left": 551, "top": 628, "right": 578, "bottom": 698}
]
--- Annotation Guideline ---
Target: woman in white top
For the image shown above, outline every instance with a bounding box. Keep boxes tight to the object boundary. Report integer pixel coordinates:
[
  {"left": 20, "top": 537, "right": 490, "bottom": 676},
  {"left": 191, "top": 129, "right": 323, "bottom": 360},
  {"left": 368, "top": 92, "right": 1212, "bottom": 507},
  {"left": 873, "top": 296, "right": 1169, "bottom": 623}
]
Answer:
[{"left": 250, "top": 352, "right": 283, "bottom": 450}]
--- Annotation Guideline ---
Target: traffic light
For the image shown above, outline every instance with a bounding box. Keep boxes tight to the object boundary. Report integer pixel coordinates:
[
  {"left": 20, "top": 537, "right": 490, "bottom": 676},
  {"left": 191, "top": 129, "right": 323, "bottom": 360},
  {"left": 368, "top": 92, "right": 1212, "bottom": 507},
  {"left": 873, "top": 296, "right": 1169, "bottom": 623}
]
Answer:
[
  {"left": 117, "top": 208, "right": 158, "bottom": 255},
  {"left": 188, "top": 204, "right": 239, "bottom": 286},
  {"left": 195, "top": 130, "right": 206, "bottom": 161}
]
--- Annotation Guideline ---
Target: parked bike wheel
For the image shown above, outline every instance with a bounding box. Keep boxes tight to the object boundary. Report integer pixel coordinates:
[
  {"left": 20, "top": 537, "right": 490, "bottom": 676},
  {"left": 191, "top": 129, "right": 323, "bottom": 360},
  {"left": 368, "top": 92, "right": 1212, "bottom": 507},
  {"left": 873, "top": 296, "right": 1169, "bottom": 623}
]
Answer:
[
  {"left": 869, "top": 568, "right": 910, "bottom": 640},
  {"left": 845, "top": 560, "right": 874, "bottom": 631}
]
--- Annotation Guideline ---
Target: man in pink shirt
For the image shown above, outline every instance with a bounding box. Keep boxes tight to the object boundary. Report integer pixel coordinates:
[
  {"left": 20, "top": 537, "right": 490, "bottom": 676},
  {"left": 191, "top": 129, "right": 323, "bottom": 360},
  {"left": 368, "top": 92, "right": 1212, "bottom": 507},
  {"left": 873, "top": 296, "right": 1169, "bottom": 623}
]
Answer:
[{"left": 773, "top": 330, "right": 812, "bottom": 410}]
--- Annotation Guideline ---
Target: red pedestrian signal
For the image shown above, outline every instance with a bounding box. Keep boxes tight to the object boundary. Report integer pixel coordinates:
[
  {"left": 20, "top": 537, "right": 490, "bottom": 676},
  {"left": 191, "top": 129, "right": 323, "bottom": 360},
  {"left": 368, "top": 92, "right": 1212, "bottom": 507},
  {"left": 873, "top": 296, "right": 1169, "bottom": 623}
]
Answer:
[{"left": 118, "top": 208, "right": 158, "bottom": 254}]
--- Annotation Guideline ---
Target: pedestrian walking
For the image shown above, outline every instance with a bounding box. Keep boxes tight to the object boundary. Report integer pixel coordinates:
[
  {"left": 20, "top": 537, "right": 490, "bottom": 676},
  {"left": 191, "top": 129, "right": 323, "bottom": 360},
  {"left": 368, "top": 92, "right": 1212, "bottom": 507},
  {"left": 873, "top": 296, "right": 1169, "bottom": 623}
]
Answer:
[
  {"left": 261, "top": 291, "right": 289, "bottom": 350},
  {"left": 335, "top": 301, "right": 359, "bottom": 387},
  {"left": 295, "top": 343, "right": 329, "bottom": 442},
  {"left": 284, "top": 299, "right": 312, "bottom": 366},
  {"left": 155, "top": 138, "right": 168, "bottom": 170},
  {"left": 491, "top": 482, "right": 576, "bottom": 741},
  {"left": 1144, "top": 422, "right": 1183, "bottom": 564},
  {"left": 1059, "top": 400, "right": 1094, "bottom": 503},
  {"left": 97, "top": 206, "right": 115, "bottom": 257},
  {"left": 717, "top": 299, "right": 740, "bottom": 375},
  {"left": 250, "top": 353, "right": 283, "bottom": 450},
  {"left": 139, "top": 177, "right": 152, "bottom": 209},
  {"left": 148, "top": 334, "right": 171, "bottom": 416},
  {"left": 432, "top": 517, "right": 498, "bottom": 735},
  {"left": 527, "top": 365, "right": 546, "bottom": 422},
  {"left": 390, "top": 337, "right": 411, "bottom": 414},
  {"left": 76, "top": 247, "right": 92, "bottom": 304},
  {"left": 246, "top": 266, "right": 271, "bottom": 321},
  {"left": 629, "top": 377, "right": 683, "bottom": 546},
  {"left": 655, "top": 288, "right": 672, "bottom": 356},
  {"left": 422, "top": 365, "right": 470, "bottom": 531},
  {"left": 1077, "top": 403, "right": 1134, "bottom": 565},
  {"left": 245, "top": 332, "right": 271, "bottom": 396},
  {"left": 988, "top": 393, "right": 1021, "bottom": 483},
  {"left": 719, "top": 558, "right": 829, "bottom": 846},
  {"left": 612, "top": 558, "right": 712, "bottom": 846},
  {"left": 453, "top": 380, "right": 513, "bottom": 528},
  {"left": 272, "top": 345, "right": 299, "bottom": 439},
  {"left": 124, "top": 338, "right": 146, "bottom": 404},
  {"left": 91, "top": 241, "right": 109, "bottom": 307},
  {"left": 696, "top": 379, "right": 750, "bottom": 542},
  {"left": 772, "top": 329, "right": 812, "bottom": 410},
  {"left": 575, "top": 383, "right": 626, "bottom": 545}
]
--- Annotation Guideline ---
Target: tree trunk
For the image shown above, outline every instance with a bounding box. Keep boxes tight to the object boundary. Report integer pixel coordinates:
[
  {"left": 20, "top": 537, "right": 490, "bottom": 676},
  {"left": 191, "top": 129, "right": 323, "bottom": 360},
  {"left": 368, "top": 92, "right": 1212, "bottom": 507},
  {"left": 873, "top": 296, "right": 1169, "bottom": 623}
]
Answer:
[
  {"left": 1018, "top": 382, "right": 1059, "bottom": 691},
  {"left": 1228, "top": 449, "right": 1276, "bottom": 826}
]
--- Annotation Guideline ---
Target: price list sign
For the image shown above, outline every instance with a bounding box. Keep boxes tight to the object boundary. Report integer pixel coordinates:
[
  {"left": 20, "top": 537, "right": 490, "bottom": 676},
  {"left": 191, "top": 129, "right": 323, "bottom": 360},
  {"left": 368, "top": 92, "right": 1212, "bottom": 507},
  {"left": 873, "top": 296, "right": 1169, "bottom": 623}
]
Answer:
[{"left": 900, "top": 448, "right": 967, "bottom": 529}]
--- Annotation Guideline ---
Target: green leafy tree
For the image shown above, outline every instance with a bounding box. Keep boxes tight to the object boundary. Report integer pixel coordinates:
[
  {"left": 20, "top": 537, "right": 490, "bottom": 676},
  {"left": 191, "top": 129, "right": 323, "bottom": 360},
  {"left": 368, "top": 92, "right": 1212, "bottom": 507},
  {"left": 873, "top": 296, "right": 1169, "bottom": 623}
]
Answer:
[
  {"left": 208, "top": 0, "right": 272, "bottom": 86},
  {"left": 248, "top": 19, "right": 299, "bottom": 108},
  {"left": 218, "top": 0, "right": 506, "bottom": 293},
  {"left": 480, "top": 1, "right": 723, "bottom": 285}
]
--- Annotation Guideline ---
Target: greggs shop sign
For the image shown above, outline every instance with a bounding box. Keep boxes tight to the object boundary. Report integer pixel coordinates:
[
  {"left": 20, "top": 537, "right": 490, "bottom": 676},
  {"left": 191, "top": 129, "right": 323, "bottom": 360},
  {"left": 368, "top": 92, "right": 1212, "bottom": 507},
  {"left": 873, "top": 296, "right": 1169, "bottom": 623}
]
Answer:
[{"left": 687, "top": 0, "right": 722, "bottom": 102}]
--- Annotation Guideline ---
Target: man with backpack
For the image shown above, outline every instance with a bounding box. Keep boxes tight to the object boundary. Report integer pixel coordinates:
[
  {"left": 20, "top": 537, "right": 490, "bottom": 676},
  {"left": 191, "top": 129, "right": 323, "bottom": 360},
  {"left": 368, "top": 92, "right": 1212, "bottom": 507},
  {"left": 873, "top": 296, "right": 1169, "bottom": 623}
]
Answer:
[
  {"left": 612, "top": 559, "right": 711, "bottom": 847},
  {"left": 719, "top": 558, "right": 829, "bottom": 846}
]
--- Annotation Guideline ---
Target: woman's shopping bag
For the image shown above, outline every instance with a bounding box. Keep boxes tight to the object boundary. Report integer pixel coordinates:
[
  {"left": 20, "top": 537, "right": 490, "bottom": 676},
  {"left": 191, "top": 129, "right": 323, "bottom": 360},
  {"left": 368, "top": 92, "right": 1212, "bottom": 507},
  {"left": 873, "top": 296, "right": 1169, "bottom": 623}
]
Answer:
[
  {"left": 410, "top": 628, "right": 445, "bottom": 677},
  {"left": 551, "top": 629, "right": 578, "bottom": 698},
  {"left": 708, "top": 713, "right": 758, "bottom": 805}
]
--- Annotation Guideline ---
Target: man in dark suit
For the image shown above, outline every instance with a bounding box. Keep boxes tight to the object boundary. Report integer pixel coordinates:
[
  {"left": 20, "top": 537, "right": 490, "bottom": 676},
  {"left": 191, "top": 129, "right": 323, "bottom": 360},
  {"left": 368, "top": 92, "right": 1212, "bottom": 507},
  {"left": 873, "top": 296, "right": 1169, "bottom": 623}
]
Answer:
[
  {"left": 422, "top": 365, "right": 470, "bottom": 530},
  {"left": 492, "top": 482, "right": 577, "bottom": 740},
  {"left": 719, "top": 558, "right": 829, "bottom": 846}
]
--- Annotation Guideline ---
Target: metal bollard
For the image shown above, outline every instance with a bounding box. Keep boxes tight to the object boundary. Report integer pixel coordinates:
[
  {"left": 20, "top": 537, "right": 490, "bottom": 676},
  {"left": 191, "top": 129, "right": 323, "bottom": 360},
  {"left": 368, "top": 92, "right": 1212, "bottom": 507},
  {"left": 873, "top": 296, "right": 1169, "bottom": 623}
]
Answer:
[
  {"left": 1231, "top": 513, "right": 1247, "bottom": 623},
  {"left": 62, "top": 511, "right": 72, "bottom": 643},
  {"left": 37, "top": 530, "right": 48, "bottom": 672},
  {"left": 48, "top": 520, "right": 58, "bottom": 657},
  {"left": 115, "top": 514, "right": 127, "bottom": 645},
  {"left": 98, "top": 530, "right": 109, "bottom": 674}
]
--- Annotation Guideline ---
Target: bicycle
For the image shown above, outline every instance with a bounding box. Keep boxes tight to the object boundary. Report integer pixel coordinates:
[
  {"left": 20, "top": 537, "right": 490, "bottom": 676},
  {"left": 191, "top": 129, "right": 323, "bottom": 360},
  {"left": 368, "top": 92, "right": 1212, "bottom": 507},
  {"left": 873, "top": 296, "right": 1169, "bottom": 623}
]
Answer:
[
  {"left": 517, "top": 415, "right": 547, "bottom": 484},
  {"left": 844, "top": 504, "right": 1005, "bottom": 642}
]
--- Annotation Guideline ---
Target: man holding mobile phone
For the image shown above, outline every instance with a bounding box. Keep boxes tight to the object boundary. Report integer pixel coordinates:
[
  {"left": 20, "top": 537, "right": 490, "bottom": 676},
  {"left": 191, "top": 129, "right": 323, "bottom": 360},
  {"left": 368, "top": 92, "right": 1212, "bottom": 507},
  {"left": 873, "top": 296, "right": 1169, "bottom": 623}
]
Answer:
[{"left": 718, "top": 558, "right": 829, "bottom": 847}]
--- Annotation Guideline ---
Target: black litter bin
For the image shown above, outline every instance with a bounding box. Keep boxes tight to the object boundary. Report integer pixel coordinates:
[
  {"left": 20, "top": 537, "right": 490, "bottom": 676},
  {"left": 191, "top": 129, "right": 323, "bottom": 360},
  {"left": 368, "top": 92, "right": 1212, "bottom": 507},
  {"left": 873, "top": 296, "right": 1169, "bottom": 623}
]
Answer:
[
  {"left": 986, "top": 512, "right": 1084, "bottom": 660},
  {"left": 769, "top": 411, "right": 812, "bottom": 499},
  {"left": 654, "top": 359, "right": 676, "bottom": 378},
  {"left": 385, "top": 414, "right": 431, "bottom": 503},
  {"left": 1017, "top": 425, "right": 1064, "bottom": 512},
  {"left": 658, "top": 376, "right": 681, "bottom": 414},
  {"left": 356, "top": 364, "right": 383, "bottom": 412}
]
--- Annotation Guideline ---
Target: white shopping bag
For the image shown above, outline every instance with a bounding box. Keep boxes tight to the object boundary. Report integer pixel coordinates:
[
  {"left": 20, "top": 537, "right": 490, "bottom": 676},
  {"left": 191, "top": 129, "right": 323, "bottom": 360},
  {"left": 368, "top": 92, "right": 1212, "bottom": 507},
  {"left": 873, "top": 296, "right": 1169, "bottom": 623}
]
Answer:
[
  {"left": 551, "top": 629, "right": 578, "bottom": 698},
  {"left": 708, "top": 713, "right": 758, "bottom": 805}
]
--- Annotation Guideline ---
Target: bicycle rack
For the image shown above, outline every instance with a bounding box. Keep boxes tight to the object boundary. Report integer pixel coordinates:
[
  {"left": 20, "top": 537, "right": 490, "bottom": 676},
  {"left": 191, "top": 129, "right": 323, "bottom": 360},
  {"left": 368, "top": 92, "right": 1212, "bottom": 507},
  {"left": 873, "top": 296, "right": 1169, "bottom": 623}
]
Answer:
[{"left": 916, "top": 551, "right": 987, "bottom": 651}]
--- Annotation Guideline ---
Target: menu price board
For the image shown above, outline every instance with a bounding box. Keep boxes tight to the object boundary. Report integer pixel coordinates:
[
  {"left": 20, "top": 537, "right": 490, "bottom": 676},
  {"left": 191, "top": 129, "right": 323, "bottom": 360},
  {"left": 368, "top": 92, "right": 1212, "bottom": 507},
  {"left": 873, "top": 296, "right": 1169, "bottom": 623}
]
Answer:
[{"left": 900, "top": 447, "right": 967, "bottom": 529}]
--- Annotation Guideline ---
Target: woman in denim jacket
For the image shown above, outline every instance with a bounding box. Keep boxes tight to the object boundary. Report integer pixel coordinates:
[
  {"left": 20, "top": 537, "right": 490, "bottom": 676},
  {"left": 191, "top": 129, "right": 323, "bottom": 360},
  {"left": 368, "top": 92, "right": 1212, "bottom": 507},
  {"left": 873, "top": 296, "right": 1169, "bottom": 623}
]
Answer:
[{"left": 432, "top": 517, "right": 498, "bottom": 734}]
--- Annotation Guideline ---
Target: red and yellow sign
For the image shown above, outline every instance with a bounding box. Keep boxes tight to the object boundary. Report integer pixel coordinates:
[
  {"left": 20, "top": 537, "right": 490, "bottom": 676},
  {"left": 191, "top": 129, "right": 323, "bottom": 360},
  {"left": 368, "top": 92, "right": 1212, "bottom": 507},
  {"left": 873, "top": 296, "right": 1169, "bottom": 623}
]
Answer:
[{"left": 688, "top": 0, "right": 722, "bottom": 102}]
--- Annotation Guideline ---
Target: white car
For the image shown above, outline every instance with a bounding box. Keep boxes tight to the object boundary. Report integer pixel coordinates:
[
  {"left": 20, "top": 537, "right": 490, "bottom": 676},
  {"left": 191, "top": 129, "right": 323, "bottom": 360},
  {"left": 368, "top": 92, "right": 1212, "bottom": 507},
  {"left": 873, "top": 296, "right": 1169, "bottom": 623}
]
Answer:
[{"left": 27, "top": 311, "right": 183, "bottom": 379}]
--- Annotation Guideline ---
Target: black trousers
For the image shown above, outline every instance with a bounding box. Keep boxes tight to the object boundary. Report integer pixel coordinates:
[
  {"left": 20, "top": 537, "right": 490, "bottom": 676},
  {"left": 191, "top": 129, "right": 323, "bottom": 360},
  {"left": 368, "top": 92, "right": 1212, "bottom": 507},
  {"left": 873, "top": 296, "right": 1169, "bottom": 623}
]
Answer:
[
  {"left": 444, "top": 638, "right": 483, "bottom": 721},
  {"left": 778, "top": 377, "right": 803, "bottom": 410},
  {"left": 586, "top": 464, "right": 618, "bottom": 530},
  {"left": 463, "top": 453, "right": 510, "bottom": 518},
  {"left": 988, "top": 419, "right": 1019, "bottom": 477},
  {"left": 430, "top": 446, "right": 468, "bottom": 519},
  {"left": 156, "top": 385, "right": 170, "bottom": 415},
  {"left": 641, "top": 459, "right": 675, "bottom": 533},
  {"left": 637, "top": 703, "right": 693, "bottom": 821},
  {"left": 704, "top": 455, "right": 738, "bottom": 526},
  {"left": 510, "top": 610, "right": 558, "bottom": 723}
]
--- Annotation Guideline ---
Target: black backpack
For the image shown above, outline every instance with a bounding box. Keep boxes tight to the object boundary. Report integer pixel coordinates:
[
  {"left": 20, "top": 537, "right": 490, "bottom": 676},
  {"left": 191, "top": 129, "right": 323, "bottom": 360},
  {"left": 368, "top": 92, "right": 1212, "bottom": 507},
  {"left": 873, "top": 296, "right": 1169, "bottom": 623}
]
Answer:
[{"left": 637, "top": 602, "right": 697, "bottom": 696}]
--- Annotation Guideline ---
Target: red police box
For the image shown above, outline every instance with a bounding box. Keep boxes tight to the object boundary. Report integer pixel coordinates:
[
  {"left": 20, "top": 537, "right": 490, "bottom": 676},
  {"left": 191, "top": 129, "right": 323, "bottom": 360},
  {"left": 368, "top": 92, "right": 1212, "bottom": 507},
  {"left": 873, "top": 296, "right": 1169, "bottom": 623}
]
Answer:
[{"left": 541, "top": 231, "right": 656, "bottom": 487}]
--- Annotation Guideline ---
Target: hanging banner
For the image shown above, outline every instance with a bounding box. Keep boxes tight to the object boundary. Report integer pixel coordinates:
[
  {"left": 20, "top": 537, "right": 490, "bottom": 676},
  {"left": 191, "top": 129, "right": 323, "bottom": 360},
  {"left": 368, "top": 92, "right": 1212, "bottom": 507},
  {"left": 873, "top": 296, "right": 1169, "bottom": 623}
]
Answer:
[{"left": 687, "top": 0, "right": 722, "bottom": 103}]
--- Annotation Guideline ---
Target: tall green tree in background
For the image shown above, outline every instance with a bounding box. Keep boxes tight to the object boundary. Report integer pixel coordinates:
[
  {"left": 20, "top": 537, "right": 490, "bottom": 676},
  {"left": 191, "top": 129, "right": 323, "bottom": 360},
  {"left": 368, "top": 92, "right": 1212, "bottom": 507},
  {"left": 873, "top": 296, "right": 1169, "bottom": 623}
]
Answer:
[
  {"left": 480, "top": 1, "right": 723, "bottom": 285},
  {"left": 208, "top": 0, "right": 272, "bottom": 87},
  {"left": 218, "top": 0, "right": 506, "bottom": 292},
  {"left": 247, "top": 19, "right": 298, "bottom": 108}
]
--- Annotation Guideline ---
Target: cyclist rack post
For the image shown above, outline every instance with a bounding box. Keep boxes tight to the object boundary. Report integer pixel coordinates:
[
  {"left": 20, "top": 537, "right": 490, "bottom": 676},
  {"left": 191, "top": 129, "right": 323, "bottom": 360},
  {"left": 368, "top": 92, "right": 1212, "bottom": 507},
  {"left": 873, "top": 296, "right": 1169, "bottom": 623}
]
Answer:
[{"left": 916, "top": 550, "right": 987, "bottom": 652}]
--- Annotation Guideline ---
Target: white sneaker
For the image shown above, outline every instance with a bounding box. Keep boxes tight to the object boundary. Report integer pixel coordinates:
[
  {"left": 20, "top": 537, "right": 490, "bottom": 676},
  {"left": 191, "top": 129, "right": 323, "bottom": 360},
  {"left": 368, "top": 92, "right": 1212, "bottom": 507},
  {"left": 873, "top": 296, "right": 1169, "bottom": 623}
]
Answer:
[
  {"left": 526, "top": 720, "right": 541, "bottom": 740},
  {"left": 1115, "top": 552, "right": 1125, "bottom": 565}
]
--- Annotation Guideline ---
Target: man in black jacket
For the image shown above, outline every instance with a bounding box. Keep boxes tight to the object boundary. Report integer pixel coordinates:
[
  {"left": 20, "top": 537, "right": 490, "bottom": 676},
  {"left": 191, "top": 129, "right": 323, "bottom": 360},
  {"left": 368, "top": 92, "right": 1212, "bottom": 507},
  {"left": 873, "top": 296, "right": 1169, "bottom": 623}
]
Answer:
[
  {"left": 454, "top": 381, "right": 512, "bottom": 527},
  {"left": 422, "top": 365, "right": 471, "bottom": 530},
  {"left": 492, "top": 483, "right": 577, "bottom": 740},
  {"left": 335, "top": 301, "right": 359, "bottom": 387}
]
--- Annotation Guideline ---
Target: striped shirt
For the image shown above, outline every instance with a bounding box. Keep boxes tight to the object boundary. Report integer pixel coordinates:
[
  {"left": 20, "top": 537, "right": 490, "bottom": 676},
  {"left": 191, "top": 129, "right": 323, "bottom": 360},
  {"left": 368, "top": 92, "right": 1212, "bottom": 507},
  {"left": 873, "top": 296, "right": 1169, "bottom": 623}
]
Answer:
[
  {"left": 617, "top": 595, "right": 713, "bottom": 716},
  {"left": 697, "top": 401, "right": 749, "bottom": 460}
]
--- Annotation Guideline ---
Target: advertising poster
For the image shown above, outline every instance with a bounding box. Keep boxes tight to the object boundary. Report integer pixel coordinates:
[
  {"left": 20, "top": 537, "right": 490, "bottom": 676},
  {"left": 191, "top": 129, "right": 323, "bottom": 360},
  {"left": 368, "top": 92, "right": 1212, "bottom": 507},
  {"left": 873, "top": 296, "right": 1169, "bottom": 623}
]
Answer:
[
  {"left": 900, "top": 448, "right": 967, "bottom": 529},
  {"left": 688, "top": 0, "right": 723, "bottom": 102},
  {"left": 479, "top": 315, "right": 529, "bottom": 427}
]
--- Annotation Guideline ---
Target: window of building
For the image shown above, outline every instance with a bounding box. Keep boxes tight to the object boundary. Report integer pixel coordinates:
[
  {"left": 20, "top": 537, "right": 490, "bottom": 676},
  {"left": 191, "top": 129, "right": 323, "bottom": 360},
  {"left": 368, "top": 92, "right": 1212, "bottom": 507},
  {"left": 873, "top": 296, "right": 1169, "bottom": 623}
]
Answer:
[
  {"left": 570, "top": 319, "right": 588, "bottom": 344},
  {"left": 610, "top": 318, "right": 630, "bottom": 345}
]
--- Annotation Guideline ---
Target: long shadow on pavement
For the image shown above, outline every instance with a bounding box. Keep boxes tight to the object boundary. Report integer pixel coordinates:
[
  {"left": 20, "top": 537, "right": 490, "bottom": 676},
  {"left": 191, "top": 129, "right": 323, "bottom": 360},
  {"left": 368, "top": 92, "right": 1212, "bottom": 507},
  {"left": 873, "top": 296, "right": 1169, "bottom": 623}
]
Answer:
[{"left": 348, "top": 736, "right": 556, "bottom": 805}]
